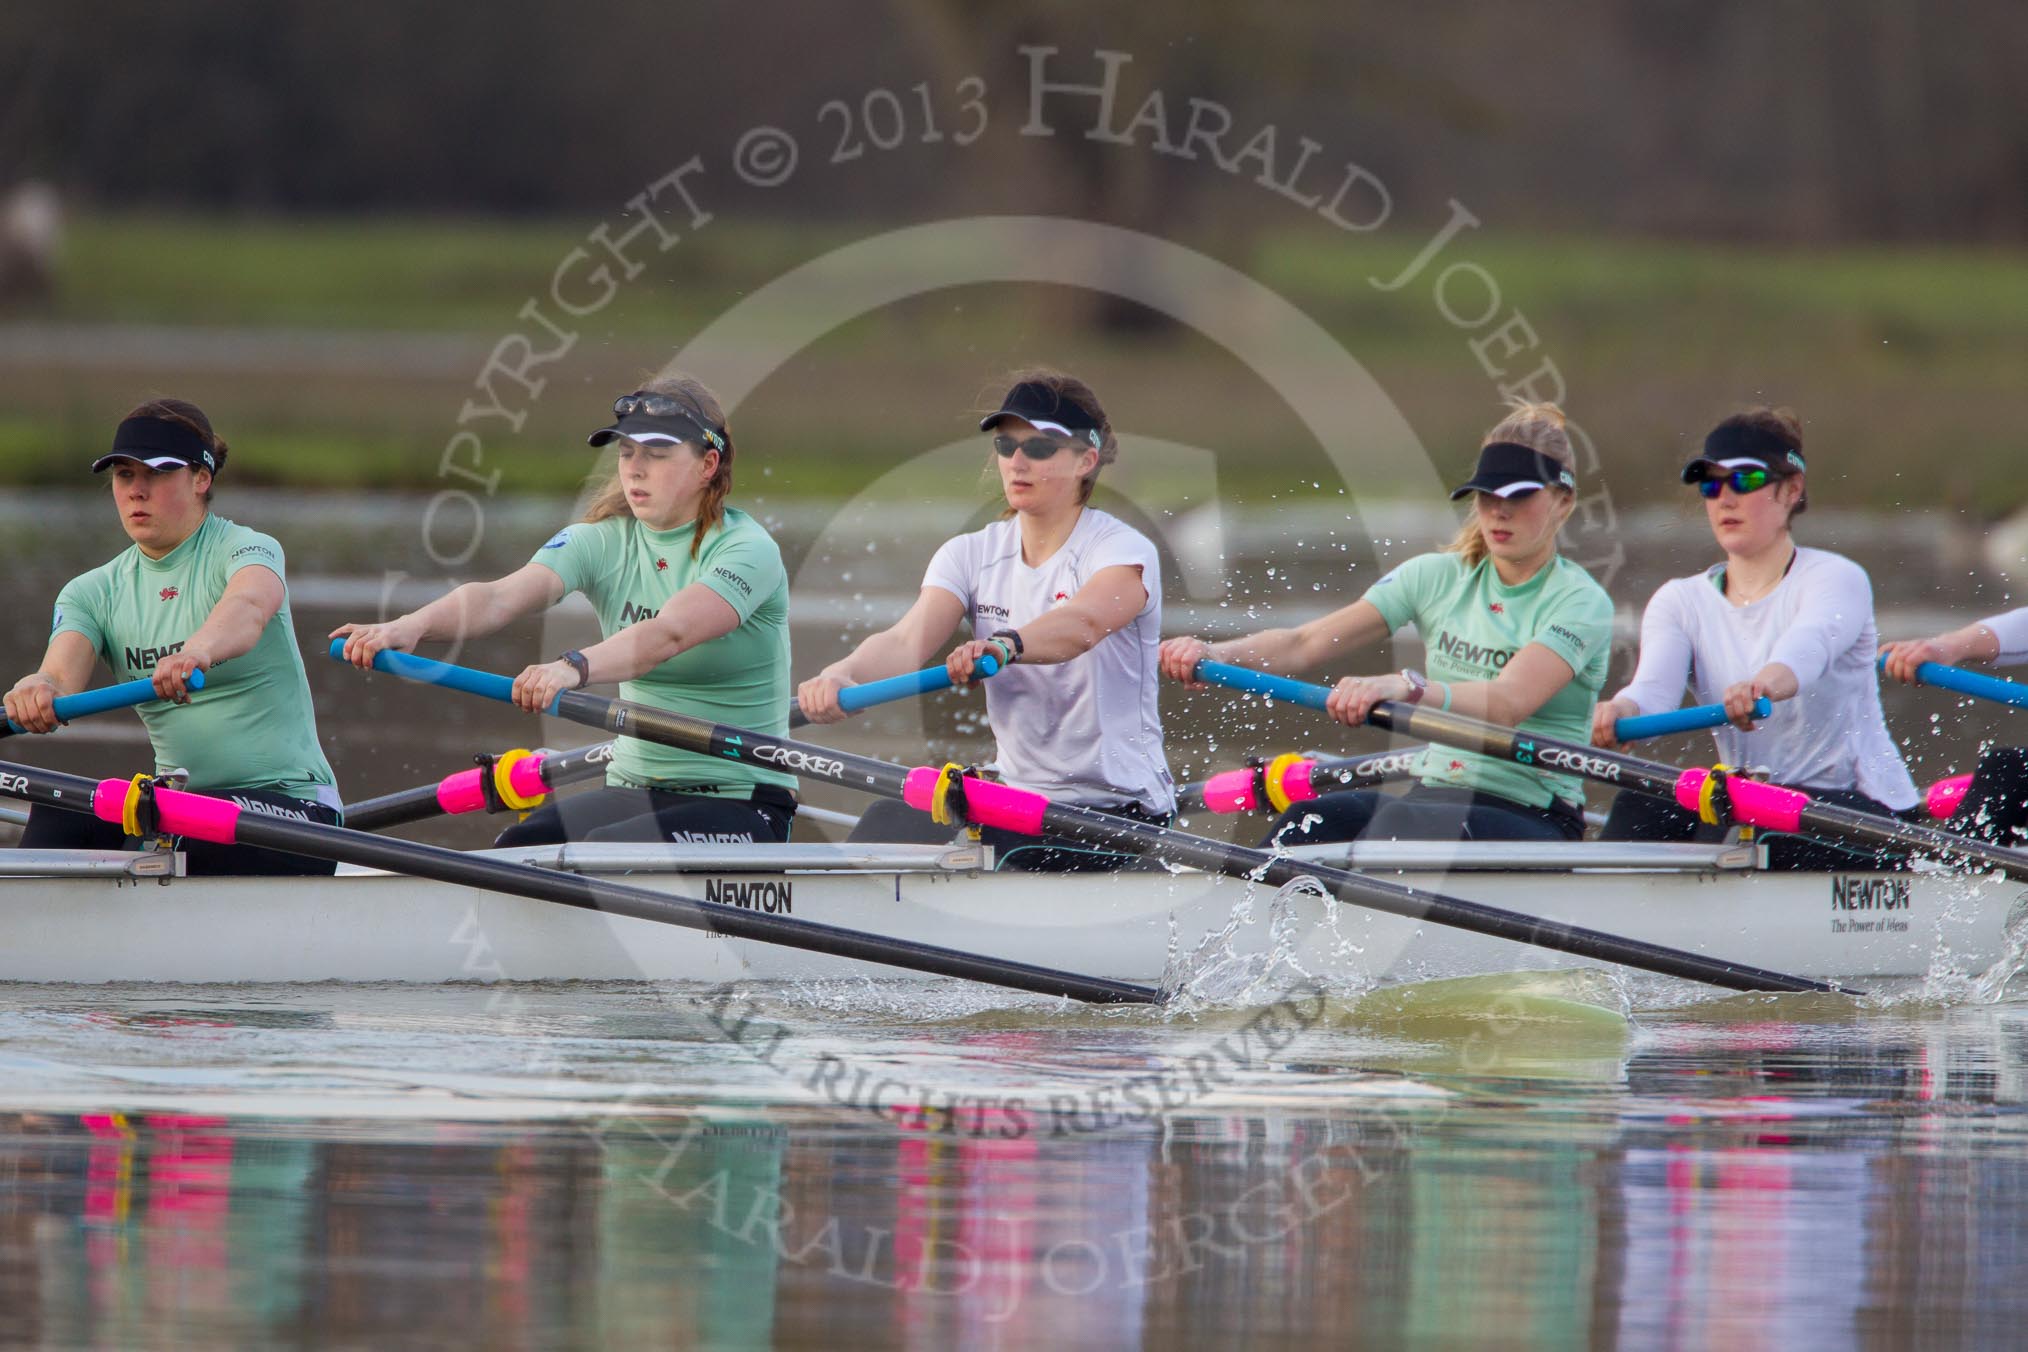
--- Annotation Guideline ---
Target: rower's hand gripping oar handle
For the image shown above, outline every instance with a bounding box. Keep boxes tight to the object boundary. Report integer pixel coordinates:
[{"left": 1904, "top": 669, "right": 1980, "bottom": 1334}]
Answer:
[
  {"left": 1191, "top": 661, "right": 1767, "bottom": 738},
  {"left": 1878, "top": 653, "right": 2028, "bottom": 710},
  {"left": 3, "top": 670, "right": 205, "bottom": 737}
]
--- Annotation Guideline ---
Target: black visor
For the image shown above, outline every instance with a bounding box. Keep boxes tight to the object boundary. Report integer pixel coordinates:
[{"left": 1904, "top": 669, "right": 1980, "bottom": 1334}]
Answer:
[
  {"left": 979, "top": 381, "right": 1104, "bottom": 448},
  {"left": 587, "top": 391, "right": 729, "bottom": 452},
  {"left": 1679, "top": 423, "right": 1806, "bottom": 484},
  {"left": 92, "top": 416, "right": 218, "bottom": 474},
  {"left": 1449, "top": 441, "right": 1575, "bottom": 500},
  {"left": 587, "top": 411, "right": 714, "bottom": 448}
]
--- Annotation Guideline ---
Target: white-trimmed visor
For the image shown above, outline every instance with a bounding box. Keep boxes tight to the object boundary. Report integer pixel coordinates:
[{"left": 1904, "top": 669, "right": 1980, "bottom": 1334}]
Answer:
[{"left": 92, "top": 453, "right": 195, "bottom": 472}]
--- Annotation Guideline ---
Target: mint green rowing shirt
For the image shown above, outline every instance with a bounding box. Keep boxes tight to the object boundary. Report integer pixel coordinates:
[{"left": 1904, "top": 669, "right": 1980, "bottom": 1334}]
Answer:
[
  {"left": 530, "top": 508, "right": 795, "bottom": 795},
  {"left": 1363, "top": 551, "right": 1614, "bottom": 809},
  {"left": 51, "top": 513, "right": 338, "bottom": 803}
]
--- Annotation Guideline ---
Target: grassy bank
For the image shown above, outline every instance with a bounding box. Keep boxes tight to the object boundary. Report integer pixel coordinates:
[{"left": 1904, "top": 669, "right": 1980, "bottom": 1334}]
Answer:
[{"left": 3, "top": 214, "right": 2023, "bottom": 507}]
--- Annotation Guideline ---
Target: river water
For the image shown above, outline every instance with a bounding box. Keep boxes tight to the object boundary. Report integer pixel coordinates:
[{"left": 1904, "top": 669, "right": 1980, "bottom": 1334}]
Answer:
[
  {"left": 3, "top": 982, "right": 2028, "bottom": 1346},
  {"left": 5, "top": 491, "right": 2028, "bottom": 1345}
]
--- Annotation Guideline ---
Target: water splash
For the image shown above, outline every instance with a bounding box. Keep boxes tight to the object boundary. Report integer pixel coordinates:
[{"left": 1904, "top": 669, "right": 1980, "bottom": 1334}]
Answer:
[{"left": 1158, "top": 873, "right": 1356, "bottom": 1013}]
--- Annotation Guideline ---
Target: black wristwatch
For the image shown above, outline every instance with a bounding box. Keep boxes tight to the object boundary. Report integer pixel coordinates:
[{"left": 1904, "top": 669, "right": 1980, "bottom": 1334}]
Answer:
[
  {"left": 559, "top": 650, "right": 590, "bottom": 689},
  {"left": 989, "top": 628, "right": 1024, "bottom": 662}
]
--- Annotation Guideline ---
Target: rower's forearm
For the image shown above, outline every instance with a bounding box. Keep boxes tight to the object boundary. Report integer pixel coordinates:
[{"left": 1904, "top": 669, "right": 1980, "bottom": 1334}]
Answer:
[
  {"left": 1429, "top": 674, "right": 1567, "bottom": 729},
  {"left": 829, "top": 629, "right": 925, "bottom": 686},
  {"left": 1948, "top": 623, "right": 2004, "bottom": 665},
  {"left": 1430, "top": 679, "right": 1519, "bottom": 726},
  {"left": 409, "top": 582, "right": 520, "bottom": 643},
  {"left": 584, "top": 624, "right": 688, "bottom": 684},
  {"left": 188, "top": 594, "right": 269, "bottom": 664},
  {"left": 1010, "top": 609, "right": 1108, "bottom": 665},
  {"left": 1751, "top": 662, "right": 1800, "bottom": 702}
]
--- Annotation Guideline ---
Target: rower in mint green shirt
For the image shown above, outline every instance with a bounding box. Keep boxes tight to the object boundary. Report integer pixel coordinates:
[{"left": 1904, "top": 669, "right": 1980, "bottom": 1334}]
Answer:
[
  {"left": 526, "top": 508, "right": 792, "bottom": 796},
  {"left": 1361, "top": 550, "right": 1611, "bottom": 809},
  {"left": 52, "top": 513, "right": 337, "bottom": 803},
  {"left": 331, "top": 379, "right": 797, "bottom": 847},
  {"left": 5, "top": 399, "right": 341, "bottom": 876},
  {"left": 1158, "top": 403, "right": 1612, "bottom": 844}
]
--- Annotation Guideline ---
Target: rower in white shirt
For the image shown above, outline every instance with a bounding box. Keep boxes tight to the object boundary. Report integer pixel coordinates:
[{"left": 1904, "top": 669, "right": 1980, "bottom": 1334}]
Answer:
[
  {"left": 1592, "top": 406, "right": 1919, "bottom": 868},
  {"left": 797, "top": 371, "right": 1173, "bottom": 871}
]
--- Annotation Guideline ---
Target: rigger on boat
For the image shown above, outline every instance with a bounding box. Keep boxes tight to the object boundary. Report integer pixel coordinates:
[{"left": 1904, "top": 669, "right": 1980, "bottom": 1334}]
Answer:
[{"left": 9, "top": 391, "right": 2028, "bottom": 998}]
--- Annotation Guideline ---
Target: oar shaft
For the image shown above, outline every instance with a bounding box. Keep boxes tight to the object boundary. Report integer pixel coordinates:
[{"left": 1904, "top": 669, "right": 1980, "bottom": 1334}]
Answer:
[
  {"left": 1370, "top": 698, "right": 2028, "bottom": 883},
  {"left": 3, "top": 670, "right": 205, "bottom": 738},
  {"left": 1369, "top": 702, "right": 1686, "bottom": 799},
  {"left": 346, "top": 653, "right": 1838, "bottom": 993},
  {"left": 0, "top": 758, "right": 1157, "bottom": 1005},
  {"left": 342, "top": 742, "right": 614, "bottom": 832}
]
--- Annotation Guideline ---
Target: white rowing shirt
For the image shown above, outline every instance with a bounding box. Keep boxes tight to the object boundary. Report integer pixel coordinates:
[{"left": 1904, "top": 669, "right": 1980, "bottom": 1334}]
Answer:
[
  {"left": 923, "top": 508, "right": 1175, "bottom": 814},
  {"left": 1977, "top": 607, "right": 2028, "bottom": 665},
  {"left": 1616, "top": 545, "right": 1919, "bottom": 810}
]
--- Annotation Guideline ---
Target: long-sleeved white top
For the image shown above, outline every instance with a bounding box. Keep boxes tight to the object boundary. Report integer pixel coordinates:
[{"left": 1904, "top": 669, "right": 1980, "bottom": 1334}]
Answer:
[
  {"left": 1615, "top": 546, "right": 1919, "bottom": 810},
  {"left": 1976, "top": 606, "right": 2028, "bottom": 665}
]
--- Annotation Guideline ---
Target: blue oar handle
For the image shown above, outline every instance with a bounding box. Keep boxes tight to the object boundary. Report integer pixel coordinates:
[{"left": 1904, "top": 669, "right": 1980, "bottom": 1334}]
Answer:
[
  {"left": 838, "top": 654, "right": 1000, "bottom": 713},
  {"left": 1615, "top": 698, "right": 1770, "bottom": 741},
  {"left": 328, "top": 639, "right": 525, "bottom": 706},
  {"left": 328, "top": 640, "right": 989, "bottom": 721},
  {"left": 3, "top": 670, "right": 205, "bottom": 737},
  {"left": 1880, "top": 654, "right": 2028, "bottom": 710},
  {"left": 1197, "top": 661, "right": 1770, "bottom": 743},
  {"left": 1195, "top": 661, "right": 1330, "bottom": 711}
]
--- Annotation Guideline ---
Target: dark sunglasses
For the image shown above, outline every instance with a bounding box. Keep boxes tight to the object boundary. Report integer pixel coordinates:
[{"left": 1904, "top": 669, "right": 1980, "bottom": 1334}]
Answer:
[
  {"left": 993, "top": 433, "right": 1072, "bottom": 460},
  {"left": 613, "top": 392, "right": 695, "bottom": 419},
  {"left": 1695, "top": 468, "right": 1772, "bottom": 499}
]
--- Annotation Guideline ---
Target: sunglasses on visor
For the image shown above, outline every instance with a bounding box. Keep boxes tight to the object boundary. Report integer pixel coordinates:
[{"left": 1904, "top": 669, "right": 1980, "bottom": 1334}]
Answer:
[
  {"left": 993, "top": 433, "right": 1073, "bottom": 460},
  {"left": 1695, "top": 468, "right": 1773, "bottom": 498},
  {"left": 610, "top": 393, "right": 727, "bottom": 451}
]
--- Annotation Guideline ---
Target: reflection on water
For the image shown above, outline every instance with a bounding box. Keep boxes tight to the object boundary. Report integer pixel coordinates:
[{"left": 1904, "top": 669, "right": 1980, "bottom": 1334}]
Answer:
[{"left": 6, "top": 992, "right": 2028, "bottom": 1346}]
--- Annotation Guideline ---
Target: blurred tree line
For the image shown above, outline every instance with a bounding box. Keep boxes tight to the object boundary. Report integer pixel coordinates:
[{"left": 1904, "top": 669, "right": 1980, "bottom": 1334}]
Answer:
[{"left": 1, "top": 0, "right": 2023, "bottom": 242}]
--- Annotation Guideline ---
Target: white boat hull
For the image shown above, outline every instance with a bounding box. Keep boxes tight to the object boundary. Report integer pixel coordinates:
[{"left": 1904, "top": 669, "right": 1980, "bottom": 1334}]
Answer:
[{"left": 2, "top": 842, "right": 2020, "bottom": 988}]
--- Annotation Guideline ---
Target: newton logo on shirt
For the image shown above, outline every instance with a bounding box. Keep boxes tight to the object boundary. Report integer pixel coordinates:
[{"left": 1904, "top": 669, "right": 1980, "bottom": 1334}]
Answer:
[{"left": 1434, "top": 631, "right": 1515, "bottom": 669}]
